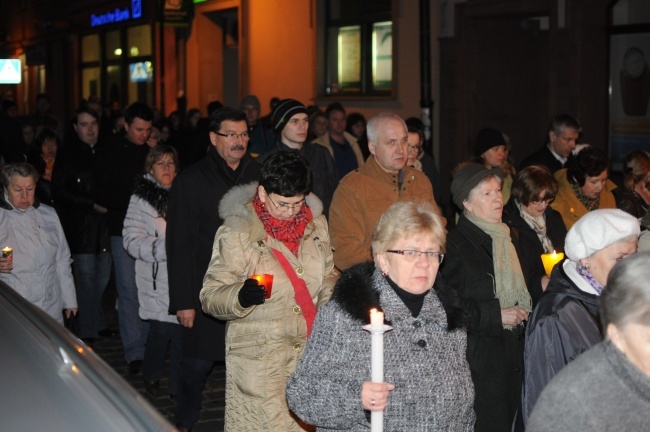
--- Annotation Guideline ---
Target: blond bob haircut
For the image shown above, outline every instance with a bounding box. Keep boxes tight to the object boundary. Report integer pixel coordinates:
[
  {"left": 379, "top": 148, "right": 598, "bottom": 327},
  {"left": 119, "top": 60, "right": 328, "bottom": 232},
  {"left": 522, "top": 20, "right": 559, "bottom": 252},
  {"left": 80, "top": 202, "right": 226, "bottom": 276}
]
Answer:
[{"left": 371, "top": 201, "right": 446, "bottom": 267}]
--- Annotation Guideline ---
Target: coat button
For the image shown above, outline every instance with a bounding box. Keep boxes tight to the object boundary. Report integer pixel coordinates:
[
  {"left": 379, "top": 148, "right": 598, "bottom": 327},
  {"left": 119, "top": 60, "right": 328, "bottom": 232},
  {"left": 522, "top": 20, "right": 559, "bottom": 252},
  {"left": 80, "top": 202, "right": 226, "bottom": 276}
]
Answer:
[
  {"left": 413, "top": 321, "right": 421, "bottom": 328},
  {"left": 515, "top": 367, "right": 521, "bottom": 372},
  {"left": 293, "top": 305, "right": 301, "bottom": 315},
  {"left": 293, "top": 342, "right": 301, "bottom": 350},
  {"left": 417, "top": 339, "right": 426, "bottom": 348},
  {"left": 296, "top": 267, "right": 304, "bottom": 276}
]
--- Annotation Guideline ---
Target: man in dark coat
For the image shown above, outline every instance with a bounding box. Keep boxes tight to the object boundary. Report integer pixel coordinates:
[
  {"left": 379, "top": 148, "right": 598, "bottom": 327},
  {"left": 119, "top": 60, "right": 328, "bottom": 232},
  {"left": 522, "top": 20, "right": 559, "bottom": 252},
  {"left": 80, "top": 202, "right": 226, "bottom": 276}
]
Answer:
[
  {"left": 519, "top": 114, "right": 581, "bottom": 173},
  {"left": 52, "top": 104, "right": 112, "bottom": 345},
  {"left": 166, "top": 106, "right": 260, "bottom": 431},
  {"left": 257, "top": 98, "right": 339, "bottom": 218},
  {"left": 95, "top": 101, "right": 155, "bottom": 372}
]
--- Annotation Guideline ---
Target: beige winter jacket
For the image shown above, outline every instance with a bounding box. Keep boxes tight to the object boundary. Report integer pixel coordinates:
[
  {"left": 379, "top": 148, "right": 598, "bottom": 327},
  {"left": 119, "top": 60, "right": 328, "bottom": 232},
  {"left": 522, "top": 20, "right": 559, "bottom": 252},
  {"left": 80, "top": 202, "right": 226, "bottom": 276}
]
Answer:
[{"left": 200, "top": 183, "right": 337, "bottom": 432}]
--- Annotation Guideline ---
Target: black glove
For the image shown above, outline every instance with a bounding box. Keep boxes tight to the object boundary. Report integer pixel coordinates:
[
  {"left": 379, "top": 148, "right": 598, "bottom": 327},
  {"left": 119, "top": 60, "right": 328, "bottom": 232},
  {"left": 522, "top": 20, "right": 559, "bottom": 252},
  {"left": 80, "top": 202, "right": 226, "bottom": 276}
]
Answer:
[{"left": 238, "top": 278, "right": 267, "bottom": 308}]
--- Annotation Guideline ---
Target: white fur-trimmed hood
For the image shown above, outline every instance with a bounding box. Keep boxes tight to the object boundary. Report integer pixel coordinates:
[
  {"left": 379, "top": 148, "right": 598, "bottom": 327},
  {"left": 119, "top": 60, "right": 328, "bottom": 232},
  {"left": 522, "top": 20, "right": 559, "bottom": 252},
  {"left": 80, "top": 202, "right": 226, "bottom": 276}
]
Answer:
[{"left": 218, "top": 182, "right": 323, "bottom": 231}]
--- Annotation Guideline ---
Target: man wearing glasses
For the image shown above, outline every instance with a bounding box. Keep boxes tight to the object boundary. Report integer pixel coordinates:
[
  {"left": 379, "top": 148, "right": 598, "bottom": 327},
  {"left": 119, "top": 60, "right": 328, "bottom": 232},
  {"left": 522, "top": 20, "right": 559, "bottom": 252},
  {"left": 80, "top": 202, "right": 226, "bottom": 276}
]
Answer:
[
  {"left": 329, "top": 112, "right": 442, "bottom": 271},
  {"left": 166, "top": 107, "right": 260, "bottom": 432}
]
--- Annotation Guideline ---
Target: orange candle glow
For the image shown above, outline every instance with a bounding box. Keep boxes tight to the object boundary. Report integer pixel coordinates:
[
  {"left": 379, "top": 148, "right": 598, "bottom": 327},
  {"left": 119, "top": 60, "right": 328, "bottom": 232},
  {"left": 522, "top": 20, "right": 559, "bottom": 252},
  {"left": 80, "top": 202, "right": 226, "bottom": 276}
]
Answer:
[
  {"left": 2, "top": 247, "right": 12, "bottom": 258},
  {"left": 252, "top": 274, "right": 274, "bottom": 299}
]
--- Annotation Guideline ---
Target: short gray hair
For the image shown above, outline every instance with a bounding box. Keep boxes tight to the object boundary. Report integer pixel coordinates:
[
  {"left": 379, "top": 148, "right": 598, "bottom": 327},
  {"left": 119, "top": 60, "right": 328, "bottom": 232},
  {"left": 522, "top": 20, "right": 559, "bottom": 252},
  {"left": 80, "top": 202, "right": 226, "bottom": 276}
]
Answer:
[
  {"left": 1, "top": 162, "right": 39, "bottom": 187},
  {"left": 601, "top": 252, "right": 650, "bottom": 330},
  {"left": 366, "top": 112, "right": 406, "bottom": 143},
  {"left": 372, "top": 201, "right": 446, "bottom": 267}
]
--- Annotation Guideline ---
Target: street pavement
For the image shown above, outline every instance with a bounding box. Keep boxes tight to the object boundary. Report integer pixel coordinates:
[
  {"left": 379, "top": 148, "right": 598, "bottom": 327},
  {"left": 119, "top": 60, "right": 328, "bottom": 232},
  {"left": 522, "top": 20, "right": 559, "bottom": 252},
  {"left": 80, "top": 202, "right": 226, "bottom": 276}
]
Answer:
[{"left": 92, "top": 285, "right": 225, "bottom": 432}]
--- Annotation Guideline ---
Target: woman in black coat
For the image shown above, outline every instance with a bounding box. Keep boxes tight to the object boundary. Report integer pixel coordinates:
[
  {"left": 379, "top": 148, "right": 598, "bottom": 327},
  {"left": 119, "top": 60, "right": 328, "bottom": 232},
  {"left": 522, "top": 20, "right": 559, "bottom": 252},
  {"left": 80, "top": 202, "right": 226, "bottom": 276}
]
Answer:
[
  {"left": 502, "top": 166, "right": 568, "bottom": 306},
  {"left": 442, "top": 164, "right": 532, "bottom": 432}
]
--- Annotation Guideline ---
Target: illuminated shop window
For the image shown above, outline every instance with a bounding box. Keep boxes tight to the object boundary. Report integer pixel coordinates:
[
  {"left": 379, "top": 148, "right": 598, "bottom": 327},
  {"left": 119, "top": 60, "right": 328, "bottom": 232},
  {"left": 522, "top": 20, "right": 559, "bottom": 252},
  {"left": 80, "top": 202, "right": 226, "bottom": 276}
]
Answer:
[{"left": 325, "top": 0, "right": 393, "bottom": 97}]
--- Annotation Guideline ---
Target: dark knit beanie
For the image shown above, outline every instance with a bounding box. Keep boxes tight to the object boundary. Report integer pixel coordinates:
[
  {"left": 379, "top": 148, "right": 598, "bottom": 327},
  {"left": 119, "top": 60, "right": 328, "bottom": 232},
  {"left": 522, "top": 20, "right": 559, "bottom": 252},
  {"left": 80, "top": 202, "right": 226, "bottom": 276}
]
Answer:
[
  {"left": 474, "top": 128, "right": 506, "bottom": 158},
  {"left": 240, "top": 95, "right": 261, "bottom": 111},
  {"left": 450, "top": 164, "right": 503, "bottom": 209},
  {"left": 272, "top": 99, "right": 308, "bottom": 133}
]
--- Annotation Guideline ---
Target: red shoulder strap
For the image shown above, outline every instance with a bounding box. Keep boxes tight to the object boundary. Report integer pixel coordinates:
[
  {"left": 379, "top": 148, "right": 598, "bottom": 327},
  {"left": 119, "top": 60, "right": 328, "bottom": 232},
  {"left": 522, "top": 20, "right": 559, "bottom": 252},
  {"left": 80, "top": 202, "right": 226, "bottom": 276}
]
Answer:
[{"left": 269, "top": 247, "right": 318, "bottom": 338}]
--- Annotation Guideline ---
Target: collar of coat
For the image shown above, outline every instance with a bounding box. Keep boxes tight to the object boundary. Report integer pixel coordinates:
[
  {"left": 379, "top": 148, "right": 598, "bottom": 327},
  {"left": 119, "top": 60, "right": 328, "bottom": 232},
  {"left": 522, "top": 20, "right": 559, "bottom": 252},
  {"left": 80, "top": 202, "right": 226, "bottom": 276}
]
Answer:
[
  {"left": 0, "top": 190, "right": 41, "bottom": 210},
  {"left": 331, "top": 261, "right": 468, "bottom": 331},
  {"left": 132, "top": 174, "right": 169, "bottom": 218}
]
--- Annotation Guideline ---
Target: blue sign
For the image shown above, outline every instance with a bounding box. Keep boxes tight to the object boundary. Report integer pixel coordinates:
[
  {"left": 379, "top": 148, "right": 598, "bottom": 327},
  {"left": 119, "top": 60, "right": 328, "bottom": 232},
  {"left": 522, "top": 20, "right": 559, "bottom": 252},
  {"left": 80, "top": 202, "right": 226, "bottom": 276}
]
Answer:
[
  {"left": 132, "top": 0, "right": 142, "bottom": 19},
  {"left": 0, "top": 59, "right": 21, "bottom": 84},
  {"left": 90, "top": 2, "right": 144, "bottom": 27}
]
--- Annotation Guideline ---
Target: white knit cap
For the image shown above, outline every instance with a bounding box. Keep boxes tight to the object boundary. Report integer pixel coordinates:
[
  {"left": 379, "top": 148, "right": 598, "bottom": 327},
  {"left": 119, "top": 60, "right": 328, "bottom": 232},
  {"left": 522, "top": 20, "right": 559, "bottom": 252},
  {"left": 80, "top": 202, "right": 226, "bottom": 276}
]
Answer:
[{"left": 565, "top": 209, "right": 640, "bottom": 261}]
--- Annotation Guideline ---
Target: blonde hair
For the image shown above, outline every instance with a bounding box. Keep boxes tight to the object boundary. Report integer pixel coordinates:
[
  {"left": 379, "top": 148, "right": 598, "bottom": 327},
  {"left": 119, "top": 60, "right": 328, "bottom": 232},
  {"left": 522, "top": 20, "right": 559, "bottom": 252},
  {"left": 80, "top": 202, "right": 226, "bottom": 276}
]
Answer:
[{"left": 372, "top": 201, "right": 445, "bottom": 267}]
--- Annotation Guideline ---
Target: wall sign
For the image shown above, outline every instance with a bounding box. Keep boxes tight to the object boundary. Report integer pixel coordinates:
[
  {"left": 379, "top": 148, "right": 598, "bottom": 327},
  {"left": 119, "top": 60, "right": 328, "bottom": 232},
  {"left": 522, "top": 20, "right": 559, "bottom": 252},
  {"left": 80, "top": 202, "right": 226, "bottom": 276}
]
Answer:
[
  {"left": 90, "top": 1, "right": 143, "bottom": 28},
  {"left": 0, "top": 59, "right": 21, "bottom": 84}
]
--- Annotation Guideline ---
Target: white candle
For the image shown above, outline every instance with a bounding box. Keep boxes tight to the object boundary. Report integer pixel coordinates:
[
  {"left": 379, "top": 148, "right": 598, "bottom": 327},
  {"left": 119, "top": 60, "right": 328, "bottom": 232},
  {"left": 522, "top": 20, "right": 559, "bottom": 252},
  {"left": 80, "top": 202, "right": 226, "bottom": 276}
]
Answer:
[{"left": 369, "top": 308, "right": 385, "bottom": 432}]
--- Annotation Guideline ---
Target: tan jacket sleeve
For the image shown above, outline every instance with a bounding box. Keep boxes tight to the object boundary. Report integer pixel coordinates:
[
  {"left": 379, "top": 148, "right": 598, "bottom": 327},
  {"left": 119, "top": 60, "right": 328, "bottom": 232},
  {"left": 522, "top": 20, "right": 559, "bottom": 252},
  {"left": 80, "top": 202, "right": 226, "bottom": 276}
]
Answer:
[
  {"left": 329, "top": 181, "right": 372, "bottom": 270},
  {"left": 200, "top": 225, "right": 257, "bottom": 321}
]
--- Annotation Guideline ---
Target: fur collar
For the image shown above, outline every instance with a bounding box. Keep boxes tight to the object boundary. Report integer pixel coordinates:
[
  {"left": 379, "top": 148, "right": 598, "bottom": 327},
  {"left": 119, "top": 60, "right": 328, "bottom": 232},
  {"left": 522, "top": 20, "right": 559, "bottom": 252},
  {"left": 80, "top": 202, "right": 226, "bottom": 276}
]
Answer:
[
  {"left": 132, "top": 175, "right": 170, "bottom": 218},
  {"left": 332, "top": 262, "right": 468, "bottom": 330},
  {"left": 219, "top": 182, "right": 324, "bottom": 230}
]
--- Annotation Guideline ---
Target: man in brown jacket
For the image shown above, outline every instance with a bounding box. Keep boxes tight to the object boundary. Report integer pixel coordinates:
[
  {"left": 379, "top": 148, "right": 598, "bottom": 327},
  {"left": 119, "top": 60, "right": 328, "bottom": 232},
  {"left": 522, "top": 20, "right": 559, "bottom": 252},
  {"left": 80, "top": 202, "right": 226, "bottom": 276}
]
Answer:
[{"left": 329, "top": 112, "right": 441, "bottom": 270}]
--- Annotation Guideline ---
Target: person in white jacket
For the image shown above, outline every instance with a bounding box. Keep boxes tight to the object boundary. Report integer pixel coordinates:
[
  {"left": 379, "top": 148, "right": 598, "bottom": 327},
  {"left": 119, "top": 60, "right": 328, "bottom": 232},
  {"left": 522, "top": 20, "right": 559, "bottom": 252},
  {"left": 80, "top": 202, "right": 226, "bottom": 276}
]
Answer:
[
  {"left": 0, "top": 162, "right": 77, "bottom": 324},
  {"left": 123, "top": 145, "right": 179, "bottom": 397}
]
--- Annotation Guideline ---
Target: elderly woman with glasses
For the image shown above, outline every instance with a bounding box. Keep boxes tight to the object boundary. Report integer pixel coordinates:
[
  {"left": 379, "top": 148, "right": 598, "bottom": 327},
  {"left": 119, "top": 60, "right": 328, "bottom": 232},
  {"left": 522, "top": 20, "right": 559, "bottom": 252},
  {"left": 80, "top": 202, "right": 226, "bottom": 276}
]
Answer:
[
  {"left": 200, "top": 151, "right": 337, "bottom": 431},
  {"left": 441, "top": 163, "right": 532, "bottom": 432},
  {"left": 517, "top": 209, "right": 639, "bottom": 429},
  {"left": 286, "top": 201, "right": 475, "bottom": 431},
  {"left": 502, "top": 165, "right": 568, "bottom": 306},
  {"left": 551, "top": 146, "right": 617, "bottom": 230}
]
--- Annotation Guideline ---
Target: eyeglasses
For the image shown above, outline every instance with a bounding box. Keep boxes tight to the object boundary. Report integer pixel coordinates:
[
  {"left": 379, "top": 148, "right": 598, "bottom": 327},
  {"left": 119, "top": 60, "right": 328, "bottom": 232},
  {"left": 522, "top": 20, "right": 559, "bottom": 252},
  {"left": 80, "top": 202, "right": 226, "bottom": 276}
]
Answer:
[
  {"left": 267, "top": 194, "right": 305, "bottom": 212},
  {"left": 215, "top": 131, "right": 250, "bottom": 140},
  {"left": 387, "top": 250, "right": 445, "bottom": 263}
]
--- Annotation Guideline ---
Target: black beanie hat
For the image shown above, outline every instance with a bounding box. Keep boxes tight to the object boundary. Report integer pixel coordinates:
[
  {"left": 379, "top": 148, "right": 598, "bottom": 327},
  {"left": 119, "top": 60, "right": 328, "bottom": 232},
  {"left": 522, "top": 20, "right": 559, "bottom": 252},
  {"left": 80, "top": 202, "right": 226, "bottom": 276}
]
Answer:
[
  {"left": 474, "top": 128, "right": 506, "bottom": 158},
  {"left": 272, "top": 99, "right": 308, "bottom": 133}
]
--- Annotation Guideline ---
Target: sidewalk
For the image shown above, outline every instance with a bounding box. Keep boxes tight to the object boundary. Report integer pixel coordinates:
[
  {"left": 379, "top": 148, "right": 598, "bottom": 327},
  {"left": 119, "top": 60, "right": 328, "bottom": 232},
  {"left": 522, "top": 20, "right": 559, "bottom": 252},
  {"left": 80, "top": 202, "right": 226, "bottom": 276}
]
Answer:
[{"left": 92, "top": 285, "right": 225, "bottom": 432}]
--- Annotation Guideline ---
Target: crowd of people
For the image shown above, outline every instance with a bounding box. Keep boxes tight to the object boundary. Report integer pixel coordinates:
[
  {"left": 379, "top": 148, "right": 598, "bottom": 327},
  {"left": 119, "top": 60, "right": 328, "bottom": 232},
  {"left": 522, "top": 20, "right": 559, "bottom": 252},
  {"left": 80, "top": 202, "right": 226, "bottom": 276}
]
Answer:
[{"left": 1, "top": 93, "right": 650, "bottom": 432}]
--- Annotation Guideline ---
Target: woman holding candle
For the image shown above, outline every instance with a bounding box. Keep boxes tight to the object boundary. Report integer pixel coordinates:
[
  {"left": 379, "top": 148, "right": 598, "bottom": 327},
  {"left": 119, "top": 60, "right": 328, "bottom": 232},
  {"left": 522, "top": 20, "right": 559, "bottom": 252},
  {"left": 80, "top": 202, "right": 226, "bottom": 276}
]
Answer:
[
  {"left": 441, "top": 163, "right": 532, "bottom": 432},
  {"left": 502, "top": 166, "right": 568, "bottom": 306},
  {"left": 200, "top": 151, "right": 337, "bottom": 431},
  {"left": 122, "top": 145, "right": 181, "bottom": 397},
  {"left": 516, "top": 209, "right": 639, "bottom": 429},
  {"left": 551, "top": 146, "right": 617, "bottom": 230},
  {"left": 286, "top": 201, "right": 475, "bottom": 431},
  {"left": 0, "top": 162, "right": 77, "bottom": 324}
]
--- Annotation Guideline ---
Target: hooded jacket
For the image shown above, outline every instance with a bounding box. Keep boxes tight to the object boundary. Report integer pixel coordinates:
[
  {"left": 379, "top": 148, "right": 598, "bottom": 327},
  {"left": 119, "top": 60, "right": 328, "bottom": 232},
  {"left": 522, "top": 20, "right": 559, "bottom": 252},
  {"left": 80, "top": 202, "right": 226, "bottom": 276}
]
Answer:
[
  {"left": 286, "top": 262, "right": 475, "bottom": 431},
  {"left": 200, "top": 182, "right": 337, "bottom": 432},
  {"left": 0, "top": 194, "right": 77, "bottom": 324}
]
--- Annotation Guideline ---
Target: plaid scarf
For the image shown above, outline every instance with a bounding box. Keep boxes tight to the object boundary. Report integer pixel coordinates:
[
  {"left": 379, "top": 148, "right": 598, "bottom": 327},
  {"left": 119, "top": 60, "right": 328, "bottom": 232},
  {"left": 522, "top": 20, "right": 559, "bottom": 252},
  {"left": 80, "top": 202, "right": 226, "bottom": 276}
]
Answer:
[{"left": 252, "top": 191, "right": 312, "bottom": 256}]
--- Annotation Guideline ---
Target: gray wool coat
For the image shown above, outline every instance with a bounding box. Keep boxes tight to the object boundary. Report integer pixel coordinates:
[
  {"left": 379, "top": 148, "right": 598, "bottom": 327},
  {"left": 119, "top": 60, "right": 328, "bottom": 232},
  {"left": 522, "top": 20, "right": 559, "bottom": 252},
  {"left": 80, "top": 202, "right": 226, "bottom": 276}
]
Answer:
[{"left": 286, "top": 262, "right": 476, "bottom": 431}]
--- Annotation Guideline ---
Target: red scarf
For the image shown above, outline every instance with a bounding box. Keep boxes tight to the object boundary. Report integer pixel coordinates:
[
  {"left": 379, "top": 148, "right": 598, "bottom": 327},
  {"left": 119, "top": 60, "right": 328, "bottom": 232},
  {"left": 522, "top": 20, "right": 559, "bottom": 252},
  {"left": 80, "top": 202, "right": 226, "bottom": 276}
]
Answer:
[{"left": 252, "top": 191, "right": 312, "bottom": 256}]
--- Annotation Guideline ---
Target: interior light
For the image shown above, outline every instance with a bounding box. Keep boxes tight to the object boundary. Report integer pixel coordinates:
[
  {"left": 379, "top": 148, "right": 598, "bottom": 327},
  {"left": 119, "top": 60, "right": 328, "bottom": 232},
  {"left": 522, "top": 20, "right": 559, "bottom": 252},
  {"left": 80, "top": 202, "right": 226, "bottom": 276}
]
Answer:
[
  {"left": 114, "top": 48, "right": 122, "bottom": 56},
  {"left": 130, "top": 46, "right": 139, "bottom": 56}
]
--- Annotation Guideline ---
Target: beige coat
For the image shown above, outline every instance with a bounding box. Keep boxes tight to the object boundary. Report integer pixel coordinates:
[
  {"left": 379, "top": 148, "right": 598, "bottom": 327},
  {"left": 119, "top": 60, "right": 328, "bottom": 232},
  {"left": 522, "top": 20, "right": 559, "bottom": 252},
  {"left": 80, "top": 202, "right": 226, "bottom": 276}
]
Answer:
[
  {"left": 200, "top": 183, "right": 337, "bottom": 432},
  {"left": 551, "top": 168, "right": 617, "bottom": 230}
]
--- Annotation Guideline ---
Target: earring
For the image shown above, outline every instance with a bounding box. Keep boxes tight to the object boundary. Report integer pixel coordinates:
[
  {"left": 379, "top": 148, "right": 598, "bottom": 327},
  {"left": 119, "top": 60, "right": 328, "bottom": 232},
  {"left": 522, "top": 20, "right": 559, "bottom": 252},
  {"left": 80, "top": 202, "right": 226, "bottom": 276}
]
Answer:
[
  {"left": 381, "top": 270, "right": 387, "bottom": 277},
  {"left": 584, "top": 261, "right": 591, "bottom": 270}
]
